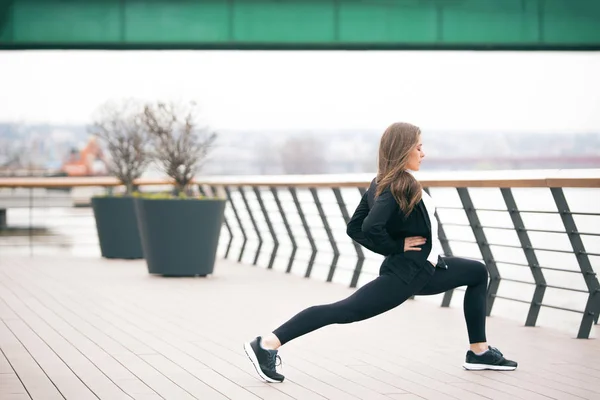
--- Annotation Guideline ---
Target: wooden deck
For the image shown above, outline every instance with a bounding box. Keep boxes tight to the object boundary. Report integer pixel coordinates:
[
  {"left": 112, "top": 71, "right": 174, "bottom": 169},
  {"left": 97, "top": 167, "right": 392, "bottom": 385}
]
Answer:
[{"left": 0, "top": 256, "right": 599, "bottom": 400}]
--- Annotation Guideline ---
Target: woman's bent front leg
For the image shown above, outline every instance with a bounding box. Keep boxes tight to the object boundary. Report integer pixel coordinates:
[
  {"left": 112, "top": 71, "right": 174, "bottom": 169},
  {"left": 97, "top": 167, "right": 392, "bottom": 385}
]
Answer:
[
  {"left": 417, "top": 256, "right": 488, "bottom": 344},
  {"left": 416, "top": 257, "right": 518, "bottom": 371}
]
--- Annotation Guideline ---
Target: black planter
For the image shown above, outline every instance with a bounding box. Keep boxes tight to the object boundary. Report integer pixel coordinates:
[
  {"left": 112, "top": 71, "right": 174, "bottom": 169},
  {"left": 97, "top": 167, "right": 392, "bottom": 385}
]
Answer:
[
  {"left": 91, "top": 196, "right": 144, "bottom": 259},
  {"left": 134, "top": 198, "right": 226, "bottom": 276}
]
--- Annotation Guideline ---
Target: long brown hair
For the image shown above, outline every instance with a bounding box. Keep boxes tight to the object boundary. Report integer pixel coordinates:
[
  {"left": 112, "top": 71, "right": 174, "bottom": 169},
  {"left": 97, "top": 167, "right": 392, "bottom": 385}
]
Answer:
[{"left": 375, "top": 122, "right": 422, "bottom": 216}]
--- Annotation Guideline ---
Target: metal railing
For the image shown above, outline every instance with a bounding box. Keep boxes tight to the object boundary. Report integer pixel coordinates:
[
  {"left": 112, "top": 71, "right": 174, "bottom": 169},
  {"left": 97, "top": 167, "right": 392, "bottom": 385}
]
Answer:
[{"left": 0, "top": 170, "right": 599, "bottom": 339}]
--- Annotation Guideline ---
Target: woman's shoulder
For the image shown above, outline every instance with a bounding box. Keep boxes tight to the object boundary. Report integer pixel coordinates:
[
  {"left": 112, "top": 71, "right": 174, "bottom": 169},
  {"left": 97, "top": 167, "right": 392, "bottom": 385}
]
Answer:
[
  {"left": 366, "top": 177, "right": 377, "bottom": 193},
  {"left": 367, "top": 177, "right": 391, "bottom": 195}
]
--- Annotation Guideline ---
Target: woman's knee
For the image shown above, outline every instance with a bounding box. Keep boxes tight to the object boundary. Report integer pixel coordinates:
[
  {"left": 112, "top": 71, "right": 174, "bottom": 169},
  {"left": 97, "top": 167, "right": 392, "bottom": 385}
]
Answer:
[{"left": 473, "top": 261, "right": 489, "bottom": 284}]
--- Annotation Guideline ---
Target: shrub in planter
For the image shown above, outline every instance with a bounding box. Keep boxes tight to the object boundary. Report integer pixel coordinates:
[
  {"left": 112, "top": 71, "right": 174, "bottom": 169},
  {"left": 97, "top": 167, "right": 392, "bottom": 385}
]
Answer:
[
  {"left": 89, "top": 99, "right": 151, "bottom": 259},
  {"left": 135, "top": 101, "right": 224, "bottom": 276}
]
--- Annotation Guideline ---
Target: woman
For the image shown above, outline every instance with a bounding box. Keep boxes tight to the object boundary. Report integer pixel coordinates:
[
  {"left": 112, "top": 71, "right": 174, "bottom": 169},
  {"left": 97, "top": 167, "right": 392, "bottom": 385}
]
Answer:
[{"left": 244, "top": 122, "right": 517, "bottom": 383}]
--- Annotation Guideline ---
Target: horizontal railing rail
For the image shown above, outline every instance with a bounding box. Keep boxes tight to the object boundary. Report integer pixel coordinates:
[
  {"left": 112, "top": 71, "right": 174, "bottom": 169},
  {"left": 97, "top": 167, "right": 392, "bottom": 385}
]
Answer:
[
  {"left": 1, "top": 169, "right": 599, "bottom": 188},
  {"left": 0, "top": 169, "right": 598, "bottom": 339}
]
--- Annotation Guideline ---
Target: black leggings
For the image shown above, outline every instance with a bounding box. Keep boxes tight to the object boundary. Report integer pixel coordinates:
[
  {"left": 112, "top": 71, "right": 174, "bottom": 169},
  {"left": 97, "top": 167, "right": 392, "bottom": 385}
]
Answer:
[{"left": 273, "top": 257, "right": 489, "bottom": 345}]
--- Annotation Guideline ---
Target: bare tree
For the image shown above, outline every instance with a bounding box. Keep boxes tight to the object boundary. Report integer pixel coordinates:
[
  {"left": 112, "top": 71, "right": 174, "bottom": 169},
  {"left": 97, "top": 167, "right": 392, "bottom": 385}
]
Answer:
[
  {"left": 89, "top": 99, "right": 152, "bottom": 195},
  {"left": 280, "top": 134, "right": 327, "bottom": 174},
  {"left": 142, "top": 101, "right": 217, "bottom": 196}
]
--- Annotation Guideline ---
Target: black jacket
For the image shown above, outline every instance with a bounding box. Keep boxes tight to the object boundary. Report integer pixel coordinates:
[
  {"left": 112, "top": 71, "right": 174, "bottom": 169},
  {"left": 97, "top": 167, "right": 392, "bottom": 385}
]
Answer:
[{"left": 346, "top": 178, "right": 442, "bottom": 283}]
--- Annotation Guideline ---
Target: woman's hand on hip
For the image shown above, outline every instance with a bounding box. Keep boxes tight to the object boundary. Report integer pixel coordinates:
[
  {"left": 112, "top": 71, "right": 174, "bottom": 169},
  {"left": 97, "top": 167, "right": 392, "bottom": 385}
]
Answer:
[{"left": 404, "top": 236, "right": 426, "bottom": 252}]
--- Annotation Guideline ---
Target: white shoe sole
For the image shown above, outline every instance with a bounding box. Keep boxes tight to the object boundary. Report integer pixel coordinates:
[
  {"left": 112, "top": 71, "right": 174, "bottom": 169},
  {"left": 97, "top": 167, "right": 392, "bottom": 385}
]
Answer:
[
  {"left": 463, "top": 362, "right": 517, "bottom": 371},
  {"left": 243, "top": 342, "right": 283, "bottom": 383}
]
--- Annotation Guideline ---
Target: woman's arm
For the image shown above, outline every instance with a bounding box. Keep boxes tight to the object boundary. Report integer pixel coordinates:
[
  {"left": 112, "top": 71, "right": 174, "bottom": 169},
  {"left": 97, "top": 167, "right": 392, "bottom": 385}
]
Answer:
[{"left": 346, "top": 189, "right": 405, "bottom": 256}]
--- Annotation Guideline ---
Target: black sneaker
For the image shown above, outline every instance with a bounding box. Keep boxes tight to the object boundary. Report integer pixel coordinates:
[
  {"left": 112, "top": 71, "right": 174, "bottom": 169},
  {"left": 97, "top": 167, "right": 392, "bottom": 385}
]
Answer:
[
  {"left": 243, "top": 336, "right": 285, "bottom": 383},
  {"left": 463, "top": 346, "right": 518, "bottom": 371}
]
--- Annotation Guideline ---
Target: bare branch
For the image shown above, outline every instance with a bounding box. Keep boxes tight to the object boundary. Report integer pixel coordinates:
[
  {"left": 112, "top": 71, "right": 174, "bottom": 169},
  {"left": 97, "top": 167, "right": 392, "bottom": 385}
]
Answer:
[
  {"left": 88, "top": 99, "right": 152, "bottom": 194},
  {"left": 141, "top": 101, "right": 217, "bottom": 196}
]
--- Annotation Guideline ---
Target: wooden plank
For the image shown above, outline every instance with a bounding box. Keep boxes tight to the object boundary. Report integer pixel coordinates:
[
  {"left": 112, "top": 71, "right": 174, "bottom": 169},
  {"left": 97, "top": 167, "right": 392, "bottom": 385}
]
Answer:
[
  {"left": 276, "top": 353, "right": 397, "bottom": 400},
  {"left": 1, "top": 319, "right": 98, "bottom": 400},
  {"left": 0, "top": 297, "right": 19, "bottom": 320},
  {"left": 0, "top": 373, "right": 30, "bottom": 398},
  {"left": 139, "top": 354, "right": 229, "bottom": 399},
  {"left": 1, "top": 271, "right": 220, "bottom": 400},
  {"left": 499, "top": 369, "right": 600, "bottom": 400},
  {"left": 108, "top": 353, "right": 197, "bottom": 400},
  {"left": 18, "top": 295, "right": 161, "bottom": 397},
  {"left": 67, "top": 301, "right": 262, "bottom": 399},
  {"left": 0, "top": 277, "right": 132, "bottom": 400},
  {"left": 0, "top": 321, "right": 63, "bottom": 400},
  {"left": 9, "top": 261, "right": 316, "bottom": 400},
  {"left": 190, "top": 340, "right": 328, "bottom": 400},
  {"left": 0, "top": 346, "right": 15, "bottom": 373},
  {"left": 387, "top": 395, "right": 431, "bottom": 400},
  {"left": 1, "top": 255, "right": 599, "bottom": 400},
  {"left": 452, "top": 381, "right": 526, "bottom": 400},
  {"left": 4, "top": 261, "right": 264, "bottom": 400},
  {"left": 348, "top": 365, "right": 457, "bottom": 400},
  {"left": 245, "top": 386, "right": 296, "bottom": 400},
  {"left": 78, "top": 274, "right": 378, "bottom": 400},
  {"left": 0, "top": 395, "right": 32, "bottom": 400},
  {"left": 74, "top": 269, "right": 437, "bottom": 400},
  {"left": 283, "top": 346, "right": 409, "bottom": 395},
  {"left": 333, "top": 344, "right": 552, "bottom": 400}
]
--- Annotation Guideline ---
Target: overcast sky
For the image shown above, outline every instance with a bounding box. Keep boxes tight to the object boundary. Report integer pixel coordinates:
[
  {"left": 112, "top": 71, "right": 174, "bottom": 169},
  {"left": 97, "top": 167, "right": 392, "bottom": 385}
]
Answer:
[{"left": 0, "top": 50, "right": 598, "bottom": 133}]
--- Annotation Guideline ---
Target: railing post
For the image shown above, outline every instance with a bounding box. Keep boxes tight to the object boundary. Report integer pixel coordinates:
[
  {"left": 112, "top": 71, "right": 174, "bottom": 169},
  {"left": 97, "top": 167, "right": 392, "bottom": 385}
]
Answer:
[
  {"left": 501, "top": 188, "right": 546, "bottom": 327},
  {"left": 551, "top": 188, "right": 600, "bottom": 339},
  {"left": 224, "top": 186, "right": 247, "bottom": 263},
  {"left": 333, "top": 187, "right": 365, "bottom": 288},
  {"left": 270, "top": 187, "right": 297, "bottom": 273},
  {"left": 253, "top": 187, "right": 278, "bottom": 269},
  {"left": 239, "top": 186, "right": 262, "bottom": 266},
  {"left": 289, "top": 187, "right": 317, "bottom": 278},
  {"left": 208, "top": 185, "right": 233, "bottom": 259},
  {"left": 0, "top": 208, "right": 6, "bottom": 230},
  {"left": 310, "top": 188, "right": 339, "bottom": 283},
  {"left": 457, "top": 188, "right": 500, "bottom": 316},
  {"left": 424, "top": 187, "right": 454, "bottom": 307}
]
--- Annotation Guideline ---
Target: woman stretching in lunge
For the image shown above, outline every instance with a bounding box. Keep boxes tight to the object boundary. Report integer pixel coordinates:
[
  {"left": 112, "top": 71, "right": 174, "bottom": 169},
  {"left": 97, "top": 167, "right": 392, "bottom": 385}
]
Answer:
[{"left": 244, "top": 122, "right": 518, "bottom": 383}]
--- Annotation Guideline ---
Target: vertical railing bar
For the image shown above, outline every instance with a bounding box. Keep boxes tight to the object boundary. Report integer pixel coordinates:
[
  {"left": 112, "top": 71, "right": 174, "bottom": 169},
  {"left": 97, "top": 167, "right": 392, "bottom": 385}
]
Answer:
[
  {"left": 333, "top": 187, "right": 365, "bottom": 288},
  {"left": 253, "top": 186, "right": 278, "bottom": 269},
  {"left": 271, "top": 187, "right": 297, "bottom": 273},
  {"left": 457, "top": 187, "right": 500, "bottom": 316},
  {"left": 209, "top": 185, "right": 234, "bottom": 259},
  {"left": 501, "top": 187, "right": 547, "bottom": 328},
  {"left": 239, "top": 186, "right": 263, "bottom": 266},
  {"left": 224, "top": 186, "right": 247, "bottom": 263},
  {"left": 424, "top": 187, "right": 454, "bottom": 308},
  {"left": 551, "top": 187, "right": 600, "bottom": 339},
  {"left": 0, "top": 208, "right": 6, "bottom": 230},
  {"left": 310, "top": 187, "right": 340, "bottom": 283},
  {"left": 290, "top": 187, "right": 317, "bottom": 278}
]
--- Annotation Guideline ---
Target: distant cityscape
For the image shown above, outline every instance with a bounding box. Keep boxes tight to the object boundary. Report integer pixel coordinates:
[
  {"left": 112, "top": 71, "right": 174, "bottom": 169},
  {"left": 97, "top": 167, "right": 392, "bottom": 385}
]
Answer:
[{"left": 1, "top": 122, "right": 599, "bottom": 177}]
